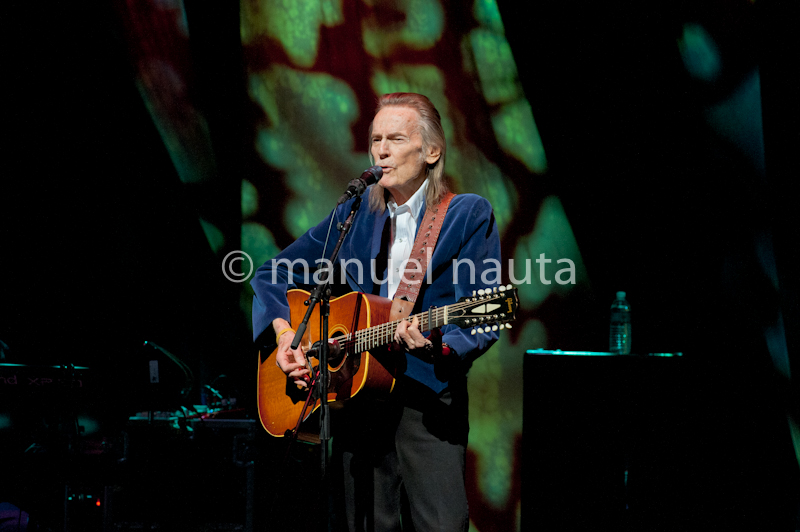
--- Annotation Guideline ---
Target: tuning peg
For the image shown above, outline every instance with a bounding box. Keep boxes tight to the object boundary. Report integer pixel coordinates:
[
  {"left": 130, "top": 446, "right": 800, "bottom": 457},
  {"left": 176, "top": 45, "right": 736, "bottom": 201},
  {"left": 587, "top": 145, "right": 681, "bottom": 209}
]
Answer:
[
  {"left": 477, "top": 289, "right": 485, "bottom": 296},
  {"left": 491, "top": 325, "right": 498, "bottom": 331},
  {"left": 505, "top": 323, "right": 512, "bottom": 329},
  {"left": 506, "top": 284, "right": 512, "bottom": 290},
  {"left": 499, "top": 323, "right": 505, "bottom": 330},
  {"left": 472, "top": 290, "right": 477, "bottom": 297},
  {"left": 499, "top": 286, "right": 506, "bottom": 292},
  {"left": 471, "top": 329, "right": 477, "bottom": 335},
  {"left": 493, "top": 287, "right": 498, "bottom": 293}
]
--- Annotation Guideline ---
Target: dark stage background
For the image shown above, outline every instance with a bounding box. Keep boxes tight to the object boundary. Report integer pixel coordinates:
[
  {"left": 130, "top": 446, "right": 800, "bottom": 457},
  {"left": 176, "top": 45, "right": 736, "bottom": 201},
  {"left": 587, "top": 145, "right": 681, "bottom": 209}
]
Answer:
[{"left": 2, "top": 0, "right": 798, "bottom": 530}]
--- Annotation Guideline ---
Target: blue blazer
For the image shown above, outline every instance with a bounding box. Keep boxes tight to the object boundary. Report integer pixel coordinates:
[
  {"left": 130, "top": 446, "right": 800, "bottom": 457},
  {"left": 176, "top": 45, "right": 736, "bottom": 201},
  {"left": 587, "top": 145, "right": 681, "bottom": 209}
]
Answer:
[{"left": 250, "top": 188, "right": 501, "bottom": 393}]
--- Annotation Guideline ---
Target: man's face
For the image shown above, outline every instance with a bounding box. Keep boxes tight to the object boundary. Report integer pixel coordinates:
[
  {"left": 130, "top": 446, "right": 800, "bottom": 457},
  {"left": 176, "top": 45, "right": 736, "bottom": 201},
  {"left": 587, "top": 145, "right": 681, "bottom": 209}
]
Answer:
[{"left": 370, "top": 106, "right": 440, "bottom": 204}]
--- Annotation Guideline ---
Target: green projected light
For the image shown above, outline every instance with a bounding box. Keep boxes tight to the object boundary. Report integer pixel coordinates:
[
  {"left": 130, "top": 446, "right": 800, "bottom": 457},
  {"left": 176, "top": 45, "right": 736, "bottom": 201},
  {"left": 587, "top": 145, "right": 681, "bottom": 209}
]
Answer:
[
  {"left": 512, "top": 196, "right": 588, "bottom": 308},
  {"left": 362, "top": 0, "right": 445, "bottom": 57},
  {"left": 678, "top": 23, "right": 722, "bottom": 83},
  {"left": 469, "top": 28, "right": 521, "bottom": 105},
  {"left": 199, "top": 218, "right": 225, "bottom": 254},
  {"left": 249, "top": 66, "right": 365, "bottom": 236},
  {"left": 473, "top": 0, "right": 505, "bottom": 32},
  {"left": 469, "top": 318, "right": 547, "bottom": 513},
  {"left": 241, "top": 179, "right": 259, "bottom": 219},
  {"left": 492, "top": 100, "right": 548, "bottom": 174},
  {"left": 241, "top": 0, "right": 345, "bottom": 68}
]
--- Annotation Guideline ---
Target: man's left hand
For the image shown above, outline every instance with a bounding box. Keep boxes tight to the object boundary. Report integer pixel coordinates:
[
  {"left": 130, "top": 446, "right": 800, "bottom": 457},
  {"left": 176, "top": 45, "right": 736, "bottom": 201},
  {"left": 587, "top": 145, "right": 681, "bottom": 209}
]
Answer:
[{"left": 394, "top": 315, "right": 432, "bottom": 352}]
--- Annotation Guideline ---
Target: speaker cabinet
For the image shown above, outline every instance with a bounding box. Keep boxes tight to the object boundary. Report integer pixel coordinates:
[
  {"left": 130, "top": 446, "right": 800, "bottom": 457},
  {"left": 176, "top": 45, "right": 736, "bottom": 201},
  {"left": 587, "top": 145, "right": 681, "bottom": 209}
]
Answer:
[{"left": 521, "top": 351, "right": 799, "bottom": 531}]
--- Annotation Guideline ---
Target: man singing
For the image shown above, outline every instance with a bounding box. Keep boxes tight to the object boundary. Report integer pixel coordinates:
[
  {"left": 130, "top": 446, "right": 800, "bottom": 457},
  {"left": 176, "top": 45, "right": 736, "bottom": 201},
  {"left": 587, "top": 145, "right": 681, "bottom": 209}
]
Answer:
[{"left": 251, "top": 92, "right": 502, "bottom": 531}]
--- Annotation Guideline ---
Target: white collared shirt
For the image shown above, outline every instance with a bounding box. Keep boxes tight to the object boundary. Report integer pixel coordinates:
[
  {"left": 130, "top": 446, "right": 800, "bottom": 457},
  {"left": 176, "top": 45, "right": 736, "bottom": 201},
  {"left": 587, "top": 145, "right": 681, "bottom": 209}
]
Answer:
[{"left": 386, "top": 179, "right": 428, "bottom": 300}]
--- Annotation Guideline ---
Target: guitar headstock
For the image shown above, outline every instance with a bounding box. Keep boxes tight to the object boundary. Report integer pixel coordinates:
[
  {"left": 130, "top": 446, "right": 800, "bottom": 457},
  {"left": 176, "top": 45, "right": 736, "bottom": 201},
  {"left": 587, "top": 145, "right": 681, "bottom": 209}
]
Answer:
[{"left": 448, "top": 285, "right": 519, "bottom": 335}]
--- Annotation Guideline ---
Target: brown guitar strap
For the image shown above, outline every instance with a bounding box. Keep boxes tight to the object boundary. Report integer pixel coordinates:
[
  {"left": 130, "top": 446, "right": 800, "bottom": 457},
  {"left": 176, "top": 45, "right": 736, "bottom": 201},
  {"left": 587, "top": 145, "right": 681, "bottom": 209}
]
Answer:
[{"left": 389, "top": 191, "right": 456, "bottom": 321}]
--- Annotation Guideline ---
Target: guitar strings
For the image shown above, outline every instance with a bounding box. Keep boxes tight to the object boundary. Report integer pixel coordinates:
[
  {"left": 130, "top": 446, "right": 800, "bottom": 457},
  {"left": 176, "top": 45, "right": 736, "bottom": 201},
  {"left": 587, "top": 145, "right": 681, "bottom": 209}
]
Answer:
[{"left": 334, "top": 297, "right": 502, "bottom": 353}]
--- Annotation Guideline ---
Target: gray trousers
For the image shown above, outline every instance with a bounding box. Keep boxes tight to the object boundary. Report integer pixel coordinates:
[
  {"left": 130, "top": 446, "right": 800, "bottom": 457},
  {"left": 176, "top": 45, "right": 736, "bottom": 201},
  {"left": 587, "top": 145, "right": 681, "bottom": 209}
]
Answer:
[{"left": 334, "top": 377, "right": 470, "bottom": 532}]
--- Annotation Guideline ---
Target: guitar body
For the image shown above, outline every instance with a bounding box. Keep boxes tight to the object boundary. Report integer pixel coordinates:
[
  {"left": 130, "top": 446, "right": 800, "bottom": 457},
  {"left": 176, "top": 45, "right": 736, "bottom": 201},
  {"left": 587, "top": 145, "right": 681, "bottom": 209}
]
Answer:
[
  {"left": 256, "top": 289, "right": 396, "bottom": 437},
  {"left": 256, "top": 284, "right": 520, "bottom": 438}
]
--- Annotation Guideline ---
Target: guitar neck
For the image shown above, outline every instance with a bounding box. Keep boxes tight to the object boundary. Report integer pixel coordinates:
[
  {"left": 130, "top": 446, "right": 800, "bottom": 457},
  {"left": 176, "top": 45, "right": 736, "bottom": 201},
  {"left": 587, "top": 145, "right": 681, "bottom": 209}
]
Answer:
[
  {"left": 351, "top": 307, "right": 447, "bottom": 353},
  {"left": 335, "top": 286, "right": 517, "bottom": 355}
]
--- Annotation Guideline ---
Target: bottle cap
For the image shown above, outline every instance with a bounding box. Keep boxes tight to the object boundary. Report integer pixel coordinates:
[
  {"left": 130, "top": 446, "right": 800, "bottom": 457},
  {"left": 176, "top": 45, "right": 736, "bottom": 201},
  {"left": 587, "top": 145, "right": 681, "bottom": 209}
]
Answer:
[{"left": 616, "top": 291, "right": 626, "bottom": 299}]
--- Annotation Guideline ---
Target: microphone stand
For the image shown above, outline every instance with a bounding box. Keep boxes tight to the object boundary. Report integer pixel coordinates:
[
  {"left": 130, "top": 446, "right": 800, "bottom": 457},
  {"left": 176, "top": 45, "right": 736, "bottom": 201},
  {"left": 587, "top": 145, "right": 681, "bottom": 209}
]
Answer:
[{"left": 290, "top": 194, "right": 364, "bottom": 528}]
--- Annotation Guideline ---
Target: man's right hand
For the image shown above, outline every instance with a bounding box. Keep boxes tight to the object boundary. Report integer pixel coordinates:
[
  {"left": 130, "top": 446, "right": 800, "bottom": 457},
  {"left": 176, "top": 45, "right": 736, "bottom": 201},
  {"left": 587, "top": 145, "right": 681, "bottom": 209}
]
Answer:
[{"left": 273, "top": 318, "right": 310, "bottom": 388}]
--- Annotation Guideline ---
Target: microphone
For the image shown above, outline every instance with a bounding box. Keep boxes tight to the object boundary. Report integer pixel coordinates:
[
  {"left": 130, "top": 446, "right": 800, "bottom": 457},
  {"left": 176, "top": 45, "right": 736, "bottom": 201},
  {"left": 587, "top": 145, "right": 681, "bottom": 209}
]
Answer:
[
  {"left": 337, "top": 166, "right": 383, "bottom": 204},
  {"left": 306, "top": 338, "right": 342, "bottom": 361}
]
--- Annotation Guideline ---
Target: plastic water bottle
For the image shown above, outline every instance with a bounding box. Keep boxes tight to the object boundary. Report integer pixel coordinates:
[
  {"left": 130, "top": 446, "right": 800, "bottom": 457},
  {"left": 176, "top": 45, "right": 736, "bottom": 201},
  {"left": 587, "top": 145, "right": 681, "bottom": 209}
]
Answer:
[{"left": 609, "top": 291, "right": 631, "bottom": 354}]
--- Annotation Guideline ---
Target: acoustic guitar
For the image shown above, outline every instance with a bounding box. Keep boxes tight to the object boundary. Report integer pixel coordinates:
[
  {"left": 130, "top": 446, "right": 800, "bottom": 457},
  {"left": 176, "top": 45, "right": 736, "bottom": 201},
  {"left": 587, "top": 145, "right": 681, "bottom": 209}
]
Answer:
[{"left": 256, "top": 285, "right": 519, "bottom": 437}]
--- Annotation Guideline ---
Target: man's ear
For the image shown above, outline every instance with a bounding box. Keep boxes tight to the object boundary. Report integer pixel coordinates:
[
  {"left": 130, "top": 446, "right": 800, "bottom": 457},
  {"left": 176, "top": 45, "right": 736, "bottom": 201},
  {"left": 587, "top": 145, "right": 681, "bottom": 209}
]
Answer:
[{"left": 425, "top": 145, "right": 442, "bottom": 165}]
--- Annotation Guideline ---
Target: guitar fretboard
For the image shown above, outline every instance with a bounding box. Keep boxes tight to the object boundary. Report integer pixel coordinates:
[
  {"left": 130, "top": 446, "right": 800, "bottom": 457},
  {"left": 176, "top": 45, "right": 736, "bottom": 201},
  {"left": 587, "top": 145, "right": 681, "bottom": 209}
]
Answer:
[
  {"left": 339, "top": 305, "right": 452, "bottom": 353},
  {"left": 335, "top": 306, "right": 447, "bottom": 354},
  {"left": 316, "top": 288, "right": 516, "bottom": 356},
  {"left": 335, "top": 294, "right": 506, "bottom": 353}
]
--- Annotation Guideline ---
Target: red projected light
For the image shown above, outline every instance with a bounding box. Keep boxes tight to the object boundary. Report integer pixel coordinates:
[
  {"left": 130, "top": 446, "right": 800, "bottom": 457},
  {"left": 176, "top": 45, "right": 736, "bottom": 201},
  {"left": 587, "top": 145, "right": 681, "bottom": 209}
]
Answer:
[{"left": 96, "top": 499, "right": 101, "bottom": 507}]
